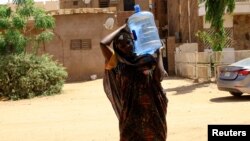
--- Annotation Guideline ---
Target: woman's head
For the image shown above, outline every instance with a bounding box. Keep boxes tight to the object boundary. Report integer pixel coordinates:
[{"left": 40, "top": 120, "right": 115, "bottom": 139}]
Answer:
[{"left": 113, "top": 29, "right": 134, "bottom": 57}]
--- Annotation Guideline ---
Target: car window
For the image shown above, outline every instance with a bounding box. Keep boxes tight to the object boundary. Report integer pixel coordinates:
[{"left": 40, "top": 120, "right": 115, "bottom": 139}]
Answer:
[{"left": 231, "top": 58, "right": 250, "bottom": 67}]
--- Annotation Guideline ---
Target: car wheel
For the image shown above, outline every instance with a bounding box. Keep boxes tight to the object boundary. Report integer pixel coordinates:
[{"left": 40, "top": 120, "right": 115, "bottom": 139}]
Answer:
[{"left": 229, "top": 92, "right": 243, "bottom": 97}]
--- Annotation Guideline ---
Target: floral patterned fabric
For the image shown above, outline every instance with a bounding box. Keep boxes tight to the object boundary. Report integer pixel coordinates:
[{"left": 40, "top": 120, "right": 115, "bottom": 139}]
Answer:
[{"left": 103, "top": 54, "right": 168, "bottom": 141}]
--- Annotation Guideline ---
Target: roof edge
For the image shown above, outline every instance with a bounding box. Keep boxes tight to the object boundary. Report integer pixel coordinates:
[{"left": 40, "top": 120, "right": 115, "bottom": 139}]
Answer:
[{"left": 48, "top": 7, "right": 117, "bottom": 15}]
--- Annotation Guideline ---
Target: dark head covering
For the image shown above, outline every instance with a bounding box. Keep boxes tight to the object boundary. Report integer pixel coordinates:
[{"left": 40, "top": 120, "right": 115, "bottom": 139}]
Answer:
[{"left": 112, "top": 28, "right": 156, "bottom": 71}]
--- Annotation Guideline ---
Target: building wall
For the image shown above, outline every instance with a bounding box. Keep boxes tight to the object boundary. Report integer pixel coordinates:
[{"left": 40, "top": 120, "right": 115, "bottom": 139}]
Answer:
[
  {"left": 168, "top": 0, "right": 198, "bottom": 43},
  {"left": 166, "top": 37, "right": 176, "bottom": 75},
  {"left": 59, "top": 0, "right": 149, "bottom": 11},
  {"left": 135, "top": 0, "right": 149, "bottom": 11},
  {"left": 43, "top": 13, "right": 117, "bottom": 82},
  {"left": 6, "top": 1, "right": 59, "bottom": 11},
  {"left": 113, "top": 0, "right": 149, "bottom": 11},
  {"left": 114, "top": 0, "right": 124, "bottom": 11},
  {"left": 197, "top": 16, "right": 204, "bottom": 52},
  {"left": 179, "top": 0, "right": 189, "bottom": 43},
  {"left": 233, "top": 15, "right": 250, "bottom": 50},
  {"left": 60, "top": 0, "right": 99, "bottom": 8},
  {"left": 179, "top": 0, "right": 198, "bottom": 43},
  {"left": 164, "top": 0, "right": 199, "bottom": 75},
  {"left": 168, "top": 0, "right": 180, "bottom": 41},
  {"left": 116, "top": 11, "right": 134, "bottom": 26},
  {"left": 35, "top": 1, "right": 60, "bottom": 10},
  {"left": 44, "top": 0, "right": 150, "bottom": 82},
  {"left": 189, "top": 0, "right": 199, "bottom": 43},
  {"left": 154, "top": 0, "right": 167, "bottom": 38}
]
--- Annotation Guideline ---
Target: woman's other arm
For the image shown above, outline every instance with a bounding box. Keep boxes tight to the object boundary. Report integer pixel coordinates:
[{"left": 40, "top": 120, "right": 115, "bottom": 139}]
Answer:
[{"left": 155, "top": 44, "right": 168, "bottom": 82}]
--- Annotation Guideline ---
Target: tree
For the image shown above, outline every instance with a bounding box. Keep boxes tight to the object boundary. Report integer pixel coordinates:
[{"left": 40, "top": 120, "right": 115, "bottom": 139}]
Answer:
[
  {"left": 13, "top": 0, "right": 26, "bottom": 5},
  {"left": 0, "top": 0, "right": 55, "bottom": 55},
  {"left": 205, "top": 0, "right": 235, "bottom": 30},
  {"left": 196, "top": 0, "right": 235, "bottom": 51},
  {"left": 0, "top": 0, "right": 67, "bottom": 101}
]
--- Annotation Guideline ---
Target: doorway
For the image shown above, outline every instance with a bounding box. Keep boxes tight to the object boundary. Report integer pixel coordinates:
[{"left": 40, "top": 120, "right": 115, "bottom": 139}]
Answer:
[{"left": 124, "top": 0, "right": 135, "bottom": 11}]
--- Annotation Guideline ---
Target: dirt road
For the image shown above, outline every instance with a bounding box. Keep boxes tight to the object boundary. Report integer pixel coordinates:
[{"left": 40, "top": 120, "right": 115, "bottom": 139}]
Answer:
[{"left": 1, "top": 77, "right": 250, "bottom": 141}]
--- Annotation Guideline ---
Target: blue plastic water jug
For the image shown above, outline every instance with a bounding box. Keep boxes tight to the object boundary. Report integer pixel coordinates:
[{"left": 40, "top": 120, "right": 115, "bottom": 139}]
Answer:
[{"left": 128, "top": 4, "right": 162, "bottom": 55}]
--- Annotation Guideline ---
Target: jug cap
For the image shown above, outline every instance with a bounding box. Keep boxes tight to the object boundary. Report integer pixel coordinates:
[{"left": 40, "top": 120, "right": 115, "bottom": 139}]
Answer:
[{"left": 134, "top": 4, "right": 141, "bottom": 13}]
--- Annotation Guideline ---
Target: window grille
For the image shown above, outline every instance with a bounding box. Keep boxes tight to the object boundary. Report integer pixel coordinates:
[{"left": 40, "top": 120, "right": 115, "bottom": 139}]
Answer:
[
  {"left": 202, "top": 28, "right": 233, "bottom": 49},
  {"left": 70, "top": 39, "right": 91, "bottom": 50},
  {"left": 73, "top": 1, "right": 78, "bottom": 6}
]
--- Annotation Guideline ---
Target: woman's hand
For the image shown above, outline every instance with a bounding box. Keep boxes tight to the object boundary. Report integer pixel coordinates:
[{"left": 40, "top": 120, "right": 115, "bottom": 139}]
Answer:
[
  {"left": 100, "top": 24, "right": 127, "bottom": 46},
  {"left": 100, "top": 24, "right": 128, "bottom": 61}
]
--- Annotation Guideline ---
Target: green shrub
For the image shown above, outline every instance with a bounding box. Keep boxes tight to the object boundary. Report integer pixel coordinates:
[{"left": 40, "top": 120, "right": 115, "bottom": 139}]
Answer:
[{"left": 0, "top": 53, "right": 68, "bottom": 100}]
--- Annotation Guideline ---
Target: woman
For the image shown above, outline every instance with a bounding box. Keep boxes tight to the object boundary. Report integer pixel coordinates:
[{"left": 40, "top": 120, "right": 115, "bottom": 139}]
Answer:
[{"left": 100, "top": 24, "right": 168, "bottom": 141}]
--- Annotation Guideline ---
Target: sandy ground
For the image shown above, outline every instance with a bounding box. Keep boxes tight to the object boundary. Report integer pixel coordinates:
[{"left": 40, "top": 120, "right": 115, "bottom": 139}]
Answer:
[{"left": 1, "top": 76, "right": 250, "bottom": 141}]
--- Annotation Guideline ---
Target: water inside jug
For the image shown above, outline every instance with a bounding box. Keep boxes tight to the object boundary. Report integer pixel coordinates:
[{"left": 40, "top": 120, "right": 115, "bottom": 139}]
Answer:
[{"left": 128, "top": 4, "right": 162, "bottom": 55}]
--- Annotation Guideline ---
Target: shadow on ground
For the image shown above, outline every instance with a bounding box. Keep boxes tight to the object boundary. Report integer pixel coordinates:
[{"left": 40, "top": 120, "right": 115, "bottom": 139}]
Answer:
[
  {"left": 210, "top": 95, "right": 250, "bottom": 103},
  {"left": 164, "top": 77, "right": 211, "bottom": 95}
]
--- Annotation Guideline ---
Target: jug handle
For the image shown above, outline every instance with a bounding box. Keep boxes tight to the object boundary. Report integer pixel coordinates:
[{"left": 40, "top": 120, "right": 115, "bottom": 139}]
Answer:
[{"left": 132, "top": 30, "right": 137, "bottom": 41}]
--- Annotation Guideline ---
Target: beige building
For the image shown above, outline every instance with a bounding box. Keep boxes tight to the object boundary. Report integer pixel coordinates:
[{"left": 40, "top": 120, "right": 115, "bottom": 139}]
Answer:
[
  {"left": 23, "top": 0, "right": 150, "bottom": 82},
  {"left": 3, "top": 0, "right": 202, "bottom": 78},
  {"left": 45, "top": 8, "right": 117, "bottom": 82},
  {"left": 60, "top": 0, "right": 149, "bottom": 11}
]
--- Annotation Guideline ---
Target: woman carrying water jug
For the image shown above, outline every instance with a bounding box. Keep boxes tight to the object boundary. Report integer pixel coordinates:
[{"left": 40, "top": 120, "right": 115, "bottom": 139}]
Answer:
[{"left": 100, "top": 5, "right": 168, "bottom": 141}]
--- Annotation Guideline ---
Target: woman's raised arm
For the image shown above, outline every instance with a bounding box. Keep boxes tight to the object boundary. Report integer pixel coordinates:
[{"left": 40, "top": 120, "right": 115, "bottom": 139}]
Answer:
[{"left": 100, "top": 24, "right": 127, "bottom": 61}]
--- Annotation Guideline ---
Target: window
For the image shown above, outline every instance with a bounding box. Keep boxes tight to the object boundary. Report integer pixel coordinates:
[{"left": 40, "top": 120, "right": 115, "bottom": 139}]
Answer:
[
  {"left": 110, "top": 0, "right": 118, "bottom": 4},
  {"left": 73, "top": 1, "right": 78, "bottom": 6},
  {"left": 124, "top": 0, "right": 135, "bottom": 11},
  {"left": 99, "top": 0, "right": 109, "bottom": 8},
  {"left": 70, "top": 39, "right": 91, "bottom": 50}
]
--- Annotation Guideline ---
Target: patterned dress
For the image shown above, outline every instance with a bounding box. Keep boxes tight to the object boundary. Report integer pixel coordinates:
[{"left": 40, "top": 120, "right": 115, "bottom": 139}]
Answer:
[{"left": 103, "top": 52, "right": 168, "bottom": 141}]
